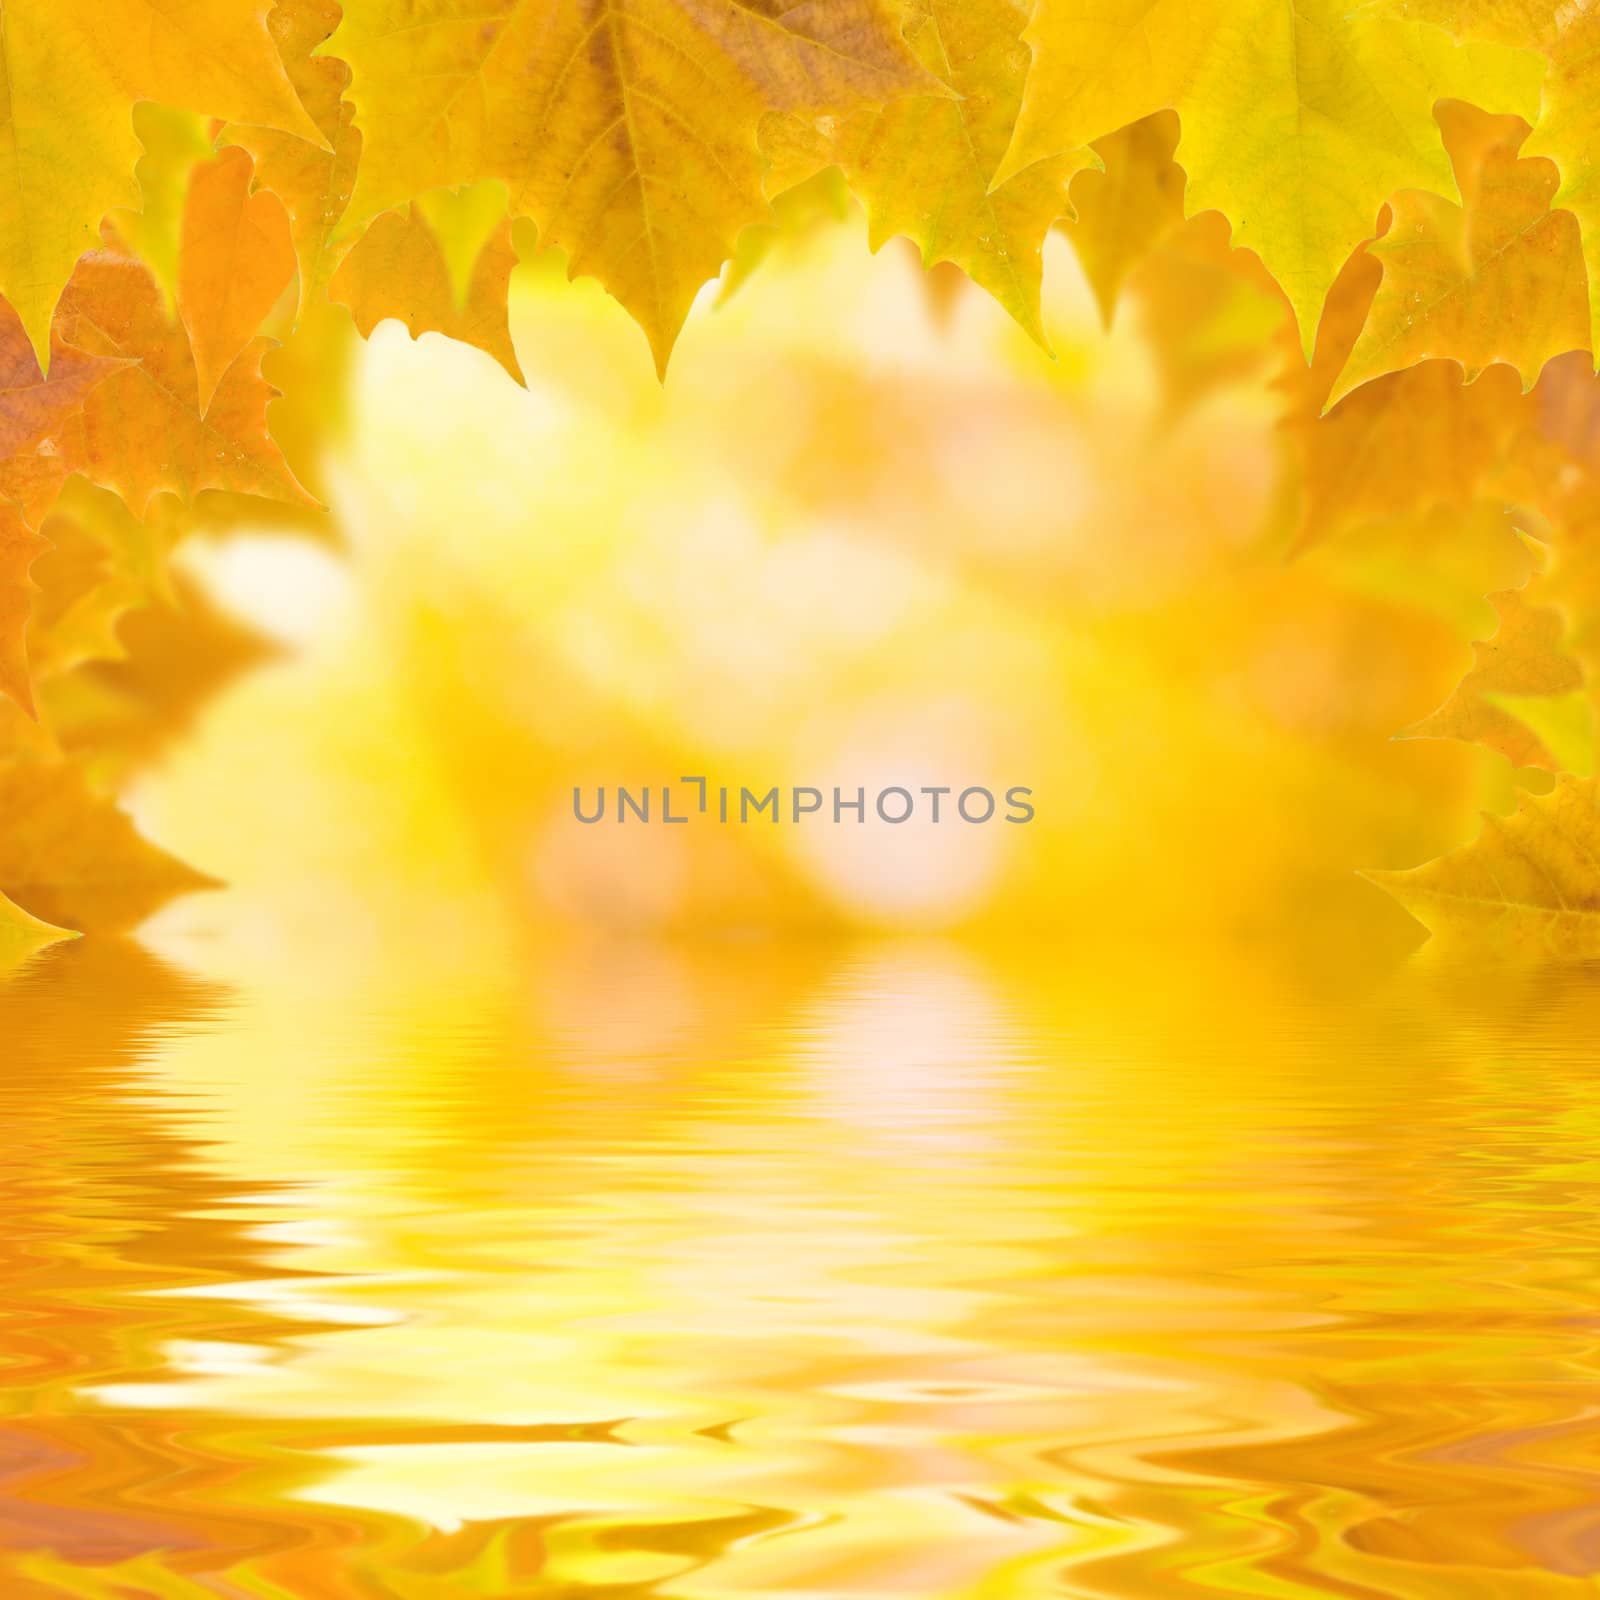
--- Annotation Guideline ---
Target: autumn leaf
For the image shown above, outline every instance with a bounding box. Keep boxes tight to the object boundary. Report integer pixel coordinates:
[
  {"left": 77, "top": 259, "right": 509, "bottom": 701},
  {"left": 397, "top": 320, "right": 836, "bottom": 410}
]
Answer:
[
  {"left": 1402, "top": 582, "right": 1589, "bottom": 773},
  {"left": 1523, "top": 9, "right": 1600, "bottom": 362},
  {"left": 46, "top": 576, "right": 277, "bottom": 790},
  {"left": 223, "top": 0, "right": 364, "bottom": 312},
  {"left": 1124, "top": 210, "right": 1287, "bottom": 414},
  {"left": 1377, "top": 0, "right": 1561, "bottom": 50},
  {"left": 330, "top": 0, "right": 934, "bottom": 374},
  {"left": 187, "top": 299, "right": 357, "bottom": 541},
  {"left": 1330, "top": 105, "right": 1589, "bottom": 407},
  {"left": 0, "top": 302, "right": 127, "bottom": 717},
  {"left": 1367, "top": 774, "right": 1600, "bottom": 955},
  {"left": 178, "top": 148, "right": 298, "bottom": 413},
  {"left": 1517, "top": 495, "right": 1600, "bottom": 766},
  {"left": 106, "top": 105, "right": 217, "bottom": 315},
  {"left": 717, "top": 168, "right": 857, "bottom": 306},
  {"left": 0, "top": 890, "right": 74, "bottom": 970},
  {"left": 759, "top": 0, "right": 1094, "bottom": 345},
  {"left": 1289, "top": 247, "right": 1546, "bottom": 547},
  {"left": 0, "top": 509, "right": 47, "bottom": 722},
  {"left": 26, "top": 481, "right": 177, "bottom": 685},
  {"left": 53, "top": 173, "right": 315, "bottom": 517},
  {"left": 0, "top": 0, "right": 324, "bottom": 370},
  {"left": 331, "top": 193, "right": 525, "bottom": 383},
  {"left": 0, "top": 758, "right": 215, "bottom": 933},
  {"left": 997, "top": 0, "right": 1544, "bottom": 353},
  {"left": 1059, "top": 113, "right": 1186, "bottom": 328}
]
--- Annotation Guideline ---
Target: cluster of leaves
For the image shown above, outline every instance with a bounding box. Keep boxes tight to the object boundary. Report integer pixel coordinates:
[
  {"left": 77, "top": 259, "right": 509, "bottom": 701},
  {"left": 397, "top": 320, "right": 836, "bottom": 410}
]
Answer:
[{"left": 5, "top": 0, "right": 1600, "bottom": 956}]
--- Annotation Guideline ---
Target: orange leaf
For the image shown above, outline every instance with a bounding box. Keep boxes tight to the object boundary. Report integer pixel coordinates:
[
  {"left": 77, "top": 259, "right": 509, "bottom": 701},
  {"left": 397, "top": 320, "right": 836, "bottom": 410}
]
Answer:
[
  {"left": 331, "top": 203, "right": 525, "bottom": 384},
  {"left": 1060, "top": 112, "right": 1186, "bottom": 327},
  {"left": 178, "top": 148, "right": 297, "bottom": 412},
  {"left": 47, "top": 575, "right": 277, "bottom": 790},
  {"left": 27, "top": 480, "right": 176, "bottom": 685},
  {"left": 1403, "top": 584, "right": 1583, "bottom": 771},
  {"left": 1288, "top": 245, "right": 1544, "bottom": 547},
  {"left": 0, "top": 507, "right": 46, "bottom": 720},
  {"left": 0, "top": 299, "right": 126, "bottom": 716},
  {"left": 222, "top": 0, "right": 363, "bottom": 312},
  {"left": 0, "top": 758, "right": 215, "bottom": 934},
  {"left": 1331, "top": 105, "right": 1591, "bottom": 406},
  {"left": 54, "top": 246, "right": 315, "bottom": 516}
]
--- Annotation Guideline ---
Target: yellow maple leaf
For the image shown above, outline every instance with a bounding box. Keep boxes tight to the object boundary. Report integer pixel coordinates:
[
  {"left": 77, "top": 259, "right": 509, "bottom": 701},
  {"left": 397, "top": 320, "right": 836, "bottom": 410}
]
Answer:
[
  {"left": 222, "top": 0, "right": 364, "bottom": 313},
  {"left": 1523, "top": 9, "right": 1600, "bottom": 362},
  {"left": 759, "top": 0, "right": 1094, "bottom": 345},
  {"left": 329, "top": 0, "right": 933, "bottom": 375},
  {"left": 332, "top": 193, "right": 526, "bottom": 384},
  {"left": 1331, "top": 104, "right": 1589, "bottom": 406},
  {"left": 996, "top": 0, "right": 1544, "bottom": 354},
  {"left": 1367, "top": 773, "right": 1600, "bottom": 955},
  {"left": 0, "top": 0, "right": 324, "bottom": 370},
  {"left": 1379, "top": 0, "right": 1561, "bottom": 50},
  {"left": 0, "top": 758, "right": 215, "bottom": 933},
  {"left": 105, "top": 105, "right": 216, "bottom": 315},
  {"left": 1289, "top": 247, "right": 1546, "bottom": 546},
  {"left": 1402, "top": 582, "right": 1587, "bottom": 772}
]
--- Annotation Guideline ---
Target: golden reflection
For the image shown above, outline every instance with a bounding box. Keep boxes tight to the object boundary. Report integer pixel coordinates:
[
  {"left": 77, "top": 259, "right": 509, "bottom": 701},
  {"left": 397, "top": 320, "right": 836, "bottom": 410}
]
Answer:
[{"left": 6, "top": 939, "right": 1600, "bottom": 1596}]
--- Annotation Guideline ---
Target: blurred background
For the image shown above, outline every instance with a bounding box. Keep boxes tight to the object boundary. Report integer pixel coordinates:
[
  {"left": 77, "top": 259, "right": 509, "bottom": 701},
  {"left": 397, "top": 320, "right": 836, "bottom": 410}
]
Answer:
[{"left": 127, "top": 184, "right": 1530, "bottom": 979}]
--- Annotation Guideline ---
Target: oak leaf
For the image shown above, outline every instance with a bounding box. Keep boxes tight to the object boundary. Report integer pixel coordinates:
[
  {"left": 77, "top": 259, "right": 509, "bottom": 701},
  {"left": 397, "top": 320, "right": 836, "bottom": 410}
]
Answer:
[
  {"left": 1367, "top": 774, "right": 1600, "bottom": 955},
  {"left": 997, "top": 0, "right": 1544, "bottom": 353},
  {"left": 331, "top": 194, "right": 526, "bottom": 383},
  {"left": 759, "top": 0, "right": 1093, "bottom": 345},
  {"left": 0, "top": 758, "right": 215, "bottom": 933},
  {"left": 1331, "top": 105, "right": 1589, "bottom": 406},
  {"left": 0, "top": 0, "right": 323, "bottom": 370},
  {"left": 329, "top": 0, "right": 933, "bottom": 374}
]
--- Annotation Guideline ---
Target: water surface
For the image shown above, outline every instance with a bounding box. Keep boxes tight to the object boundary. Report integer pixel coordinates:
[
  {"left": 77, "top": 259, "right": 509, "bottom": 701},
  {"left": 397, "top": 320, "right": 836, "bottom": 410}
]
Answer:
[{"left": 4, "top": 937, "right": 1599, "bottom": 1597}]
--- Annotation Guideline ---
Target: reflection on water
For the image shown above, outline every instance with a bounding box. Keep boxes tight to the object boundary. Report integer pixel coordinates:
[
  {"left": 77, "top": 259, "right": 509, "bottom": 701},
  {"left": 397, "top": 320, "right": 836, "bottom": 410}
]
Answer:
[{"left": 4, "top": 935, "right": 1600, "bottom": 1596}]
